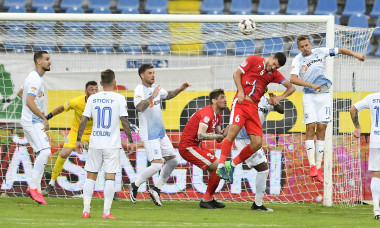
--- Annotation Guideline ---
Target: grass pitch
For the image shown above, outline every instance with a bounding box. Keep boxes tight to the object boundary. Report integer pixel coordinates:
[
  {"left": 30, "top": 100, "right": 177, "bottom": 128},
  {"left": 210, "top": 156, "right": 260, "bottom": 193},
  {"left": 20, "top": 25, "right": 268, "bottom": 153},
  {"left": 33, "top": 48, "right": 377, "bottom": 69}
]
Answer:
[{"left": 0, "top": 197, "right": 378, "bottom": 227}]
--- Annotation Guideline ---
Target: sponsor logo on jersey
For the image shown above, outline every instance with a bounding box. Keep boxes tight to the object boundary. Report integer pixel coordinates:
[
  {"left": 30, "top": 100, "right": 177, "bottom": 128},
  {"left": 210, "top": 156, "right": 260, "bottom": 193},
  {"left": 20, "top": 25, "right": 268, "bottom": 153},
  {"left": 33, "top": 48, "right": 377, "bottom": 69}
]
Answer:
[
  {"left": 241, "top": 60, "right": 248, "bottom": 67},
  {"left": 203, "top": 116, "right": 210, "bottom": 123},
  {"left": 306, "top": 58, "right": 323, "bottom": 67},
  {"left": 258, "top": 65, "right": 261, "bottom": 68}
]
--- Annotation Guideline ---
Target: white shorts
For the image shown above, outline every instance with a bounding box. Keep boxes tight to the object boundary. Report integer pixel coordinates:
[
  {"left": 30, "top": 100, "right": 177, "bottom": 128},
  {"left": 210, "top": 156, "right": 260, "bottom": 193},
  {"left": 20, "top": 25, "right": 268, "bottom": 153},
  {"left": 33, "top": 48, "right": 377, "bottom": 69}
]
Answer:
[
  {"left": 369, "top": 148, "right": 380, "bottom": 171},
  {"left": 21, "top": 122, "right": 50, "bottom": 153},
  {"left": 303, "top": 93, "right": 331, "bottom": 125},
  {"left": 235, "top": 138, "right": 267, "bottom": 168},
  {"left": 143, "top": 134, "right": 175, "bottom": 162},
  {"left": 85, "top": 147, "right": 120, "bottom": 173}
]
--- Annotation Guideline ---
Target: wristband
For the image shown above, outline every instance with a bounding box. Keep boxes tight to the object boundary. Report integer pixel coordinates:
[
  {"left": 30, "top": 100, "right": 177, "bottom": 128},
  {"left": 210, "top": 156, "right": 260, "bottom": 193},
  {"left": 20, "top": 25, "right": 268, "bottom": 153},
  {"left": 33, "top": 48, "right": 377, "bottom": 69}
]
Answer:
[{"left": 46, "top": 113, "right": 53, "bottom": 120}]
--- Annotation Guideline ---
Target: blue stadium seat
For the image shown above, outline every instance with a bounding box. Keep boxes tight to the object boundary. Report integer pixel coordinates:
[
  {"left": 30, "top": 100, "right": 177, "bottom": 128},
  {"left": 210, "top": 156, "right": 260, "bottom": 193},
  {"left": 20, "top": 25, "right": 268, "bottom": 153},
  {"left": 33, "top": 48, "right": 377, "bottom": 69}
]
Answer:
[
  {"left": 233, "top": 39, "right": 255, "bottom": 56},
  {"left": 351, "top": 36, "right": 372, "bottom": 56},
  {"left": 3, "top": 0, "right": 26, "bottom": 9},
  {"left": 90, "top": 8, "right": 113, "bottom": 30},
  {"left": 262, "top": 38, "right": 284, "bottom": 55},
  {"left": 62, "top": 7, "right": 86, "bottom": 29},
  {"left": 61, "top": 28, "right": 85, "bottom": 53},
  {"left": 314, "top": 0, "right": 337, "bottom": 15},
  {"left": 34, "top": 7, "right": 55, "bottom": 28},
  {"left": 258, "top": 0, "right": 280, "bottom": 15},
  {"left": 90, "top": 28, "right": 114, "bottom": 53},
  {"left": 347, "top": 14, "right": 368, "bottom": 28},
  {"left": 335, "top": 15, "right": 340, "bottom": 25},
  {"left": 117, "top": 0, "right": 139, "bottom": 12},
  {"left": 371, "top": 0, "right": 380, "bottom": 17},
  {"left": 373, "top": 18, "right": 380, "bottom": 37},
  {"left": 147, "top": 30, "right": 171, "bottom": 55},
  {"left": 118, "top": 29, "right": 142, "bottom": 54},
  {"left": 201, "top": 22, "right": 226, "bottom": 33},
  {"left": 88, "top": 0, "right": 111, "bottom": 11},
  {"left": 146, "top": 22, "right": 169, "bottom": 31},
  {"left": 4, "top": 27, "right": 27, "bottom": 53},
  {"left": 60, "top": 0, "right": 83, "bottom": 11},
  {"left": 5, "top": 6, "right": 27, "bottom": 28},
  {"left": 118, "top": 9, "right": 140, "bottom": 30},
  {"left": 375, "top": 43, "right": 380, "bottom": 57},
  {"left": 229, "top": 0, "right": 252, "bottom": 15},
  {"left": 286, "top": 0, "right": 308, "bottom": 15},
  {"left": 33, "top": 27, "right": 57, "bottom": 51},
  {"left": 32, "top": 0, "right": 55, "bottom": 10},
  {"left": 150, "top": 8, "right": 168, "bottom": 14},
  {"left": 204, "top": 37, "right": 227, "bottom": 55},
  {"left": 201, "top": 0, "right": 223, "bottom": 14},
  {"left": 342, "top": 0, "right": 365, "bottom": 17},
  {"left": 145, "top": 0, "right": 168, "bottom": 13}
]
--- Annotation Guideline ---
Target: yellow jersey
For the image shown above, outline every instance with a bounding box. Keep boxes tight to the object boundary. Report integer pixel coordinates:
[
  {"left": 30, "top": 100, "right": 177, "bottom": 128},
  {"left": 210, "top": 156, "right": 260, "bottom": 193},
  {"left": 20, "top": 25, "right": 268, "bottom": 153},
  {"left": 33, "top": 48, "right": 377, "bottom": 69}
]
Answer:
[{"left": 63, "top": 95, "right": 93, "bottom": 135}]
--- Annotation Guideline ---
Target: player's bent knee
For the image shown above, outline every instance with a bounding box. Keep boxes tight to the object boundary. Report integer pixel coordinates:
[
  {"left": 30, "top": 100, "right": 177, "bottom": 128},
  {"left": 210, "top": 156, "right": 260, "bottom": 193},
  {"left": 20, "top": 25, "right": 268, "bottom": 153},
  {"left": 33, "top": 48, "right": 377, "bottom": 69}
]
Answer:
[{"left": 166, "top": 156, "right": 179, "bottom": 166}]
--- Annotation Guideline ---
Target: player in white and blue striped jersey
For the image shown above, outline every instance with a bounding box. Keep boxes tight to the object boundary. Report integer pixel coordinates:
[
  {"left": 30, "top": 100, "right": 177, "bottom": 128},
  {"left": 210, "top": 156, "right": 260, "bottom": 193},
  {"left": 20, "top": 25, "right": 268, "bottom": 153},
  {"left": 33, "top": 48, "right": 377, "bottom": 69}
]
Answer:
[{"left": 290, "top": 35, "right": 365, "bottom": 183}]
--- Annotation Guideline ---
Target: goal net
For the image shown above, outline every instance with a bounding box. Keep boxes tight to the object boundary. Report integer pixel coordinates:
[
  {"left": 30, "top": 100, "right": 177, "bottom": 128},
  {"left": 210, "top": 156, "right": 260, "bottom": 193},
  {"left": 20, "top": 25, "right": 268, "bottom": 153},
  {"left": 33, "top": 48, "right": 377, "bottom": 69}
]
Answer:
[{"left": 0, "top": 14, "right": 374, "bottom": 206}]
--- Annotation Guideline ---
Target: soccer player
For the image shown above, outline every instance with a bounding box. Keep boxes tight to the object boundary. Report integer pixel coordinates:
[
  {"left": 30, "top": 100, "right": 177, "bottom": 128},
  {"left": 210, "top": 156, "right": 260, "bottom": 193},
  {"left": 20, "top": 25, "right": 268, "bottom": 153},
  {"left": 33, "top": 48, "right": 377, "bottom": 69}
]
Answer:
[
  {"left": 76, "top": 69, "right": 136, "bottom": 219},
  {"left": 42, "top": 81, "right": 98, "bottom": 195},
  {"left": 235, "top": 89, "right": 283, "bottom": 211},
  {"left": 350, "top": 93, "right": 380, "bottom": 220},
  {"left": 290, "top": 35, "right": 365, "bottom": 183},
  {"left": 129, "top": 64, "right": 190, "bottom": 206},
  {"left": 21, "top": 51, "right": 51, "bottom": 204},
  {"left": 217, "top": 52, "right": 295, "bottom": 183},
  {"left": 179, "top": 89, "right": 228, "bottom": 209}
]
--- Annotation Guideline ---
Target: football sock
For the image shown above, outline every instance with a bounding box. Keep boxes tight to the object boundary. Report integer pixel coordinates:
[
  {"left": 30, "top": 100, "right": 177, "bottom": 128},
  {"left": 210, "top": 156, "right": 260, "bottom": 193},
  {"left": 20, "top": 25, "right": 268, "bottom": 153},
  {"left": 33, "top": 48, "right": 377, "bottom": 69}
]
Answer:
[
  {"left": 104, "top": 179, "right": 115, "bottom": 216},
  {"left": 50, "top": 155, "right": 67, "bottom": 185},
  {"left": 255, "top": 170, "right": 269, "bottom": 206},
  {"left": 30, "top": 148, "right": 51, "bottom": 189},
  {"left": 219, "top": 139, "right": 233, "bottom": 167},
  {"left": 232, "top": 145, "right": 255, "bottom": 166},
  {"left": 371, "top": 177, "right": 380, "bottom": 211},
  {"left": 83, "top": 178, "right": 95, "bottom": 213},
  {"left": 155, "top": 157, "right": 178, "bottom": 189},
  {"left": 315, "top": 140, "right": 325, "bottom": 169},
  {"left": 305, "top": 140, "right": 316, "bottom": 167},
  {"left": 135, "top": 163, "right": 163, "bottom": 187},
  {"left": 204, "top": 171, "right": 220, "bottom": 201}
]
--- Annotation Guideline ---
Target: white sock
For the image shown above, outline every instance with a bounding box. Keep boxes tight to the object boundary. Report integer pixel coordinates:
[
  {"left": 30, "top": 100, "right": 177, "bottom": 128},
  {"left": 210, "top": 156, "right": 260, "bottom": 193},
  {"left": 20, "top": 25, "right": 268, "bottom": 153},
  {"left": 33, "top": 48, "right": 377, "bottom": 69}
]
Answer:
[
  {"left": 83, "top": 178, "right": 95, "bottom": 213},
  {"left": 316, "top": 140, "right": 325, "bottom": 169},
  {"left": 30, "top": 148, "right": 51, "bottom": 189},
  {"left": 104, "top": 179, "right": 115, "bottom": 216},
  {"left": 371, "top": 177, "right": 380, "bottom": 211},
  {"left": 135, "top": 163, "right": 163, "bottom": 187},
  {"left": 49, "top": 179, "right": 55, "bottom": 186},
  {"left": 305, "top": 140, "right": 315, "bottom": 167},
  {"left": 255, "top": 170, "right": 269, "bottom": 206},
  {"left": 155, "top": 158, "right": 178, "bottom": 189}
]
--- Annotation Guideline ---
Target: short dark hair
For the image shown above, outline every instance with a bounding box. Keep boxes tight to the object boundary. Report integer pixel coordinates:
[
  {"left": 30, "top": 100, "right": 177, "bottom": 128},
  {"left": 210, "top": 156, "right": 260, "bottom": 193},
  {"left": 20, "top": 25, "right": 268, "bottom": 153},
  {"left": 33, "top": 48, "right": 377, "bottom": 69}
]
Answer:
[
  {"left": 209, "top": 89, "right": 225, "bottom": 104},
  {"left": 85, "top": 81, "right": 97, "bottom": 89},
  {"left": 138, "top": 64, "right": 154, "bottom": 78},
  {"left": 274, "top": 52, "right": 286, "bottom": 67},
  {"left": 101, "top": 69, "right": 115, "bottom": 85},
  {"left": 297, "top": 35, "right": 310, "bottom": 44},
  {"left": 34, "top": 51, "right": 48, "bottom": 64}
]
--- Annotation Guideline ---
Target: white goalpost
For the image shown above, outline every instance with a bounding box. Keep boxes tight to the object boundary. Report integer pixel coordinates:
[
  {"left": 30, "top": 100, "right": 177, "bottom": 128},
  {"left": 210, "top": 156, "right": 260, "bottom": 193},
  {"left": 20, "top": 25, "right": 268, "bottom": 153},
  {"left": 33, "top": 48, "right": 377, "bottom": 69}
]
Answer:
[{"left": 0, "top": 13, "right": 373, "bottom": 207}]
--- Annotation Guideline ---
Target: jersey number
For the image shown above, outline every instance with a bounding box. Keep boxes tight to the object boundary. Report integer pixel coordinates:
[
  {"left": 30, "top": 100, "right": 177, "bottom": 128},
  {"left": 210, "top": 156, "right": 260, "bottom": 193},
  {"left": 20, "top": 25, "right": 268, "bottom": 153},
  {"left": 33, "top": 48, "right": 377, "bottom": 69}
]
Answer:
[
  {"left": 95, "top": 106, "right": 112, "bottom": 129},
  {"left": 235, "top": 115, "right": 240, "bottom": 123},
  {"left": 375, "top": 106, "right": 379, "bottom": 127}
]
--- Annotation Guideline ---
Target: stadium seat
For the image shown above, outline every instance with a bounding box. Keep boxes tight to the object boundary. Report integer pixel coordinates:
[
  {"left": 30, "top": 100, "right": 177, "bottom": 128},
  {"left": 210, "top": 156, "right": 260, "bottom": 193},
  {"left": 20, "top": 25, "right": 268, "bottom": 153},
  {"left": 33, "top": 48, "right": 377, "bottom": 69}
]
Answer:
[
  {"left": 373, "top": 18, "right": 380, "bottom": 37},
  {"left": 233, "top": 39, "right": 255, "bottom": 56},
  {"left": 88, "top": 0, "right": 111, "bottom": 11},
  {"left": 347, "top": 14, "right": 368, "bottom": 28},
  {"left": 262, "top": 38, "right": 284, "bottom": 55},
  {"left": 286, "top": 0, "right": 308, "bottom": 15},
  {"left": 4, "top": 27, "right": 27, "bottom": 53},
  {"left": 201, "top": 0, "right": 224, "bottom": 14},
  {"left": 89, "top": 8, "right": 113, "bottom": 30},
  {"left": 145, "top": 0, "right": 168, "bottom": 13},
  {"left": 342, "top": 0, "right": 365, "bottom": 17},
  {"left": 201, "top": 22, "right": 226, "bottom": 33},
  {"left": 61, "top": 28, "right": 85, "bottom": 53},
  {"left": 32, "top": 0, "right": 55, "bottom": 10},
  {"left": 33, "top": 27, "right": 57, "bottom": 52},
  {"left": 314, "top": 0, "right": 337, "bottom": 15},
  {"left": 375, "top": 43, "right": 380, "bottom": 57},
  {"left": 258, "top": 0, "right": 280, "bottom": 15},
  {"left": 90, "top": 28, "right": 114, "bottom": 53},
  {"left": 229, "top": 0, "right": 252, "bottom": 15},
  {"left": 204, "top": 38, "right": 227, "bottom": 55},
  {"left": 147, "top": 30, "right": 171, "bottom": 55},
  {"left": 60, "top": 0, "right": 83, "bottom": 11},
  {"left": 118, "top": 29, "right": 142, "bottom": 54},
  {"left": 146, "top": 22, "right": 169, "bottom": 31},
  {"left": 3, "top": 0, "right": 26, "bottom": 9},
  {"left": 150, "top": 9, "right": 168, "bottom": 14},
  {"left": 117, "top": 0, "right": 139, "bottom": 12},
  {"left": 5, "top": 6, "right": 27, "bottom": 28},
  {"left": 371, "top": 0, "right": 380, "bottom": 17},
  {"left": 34, "top": 7, "right": 56, "bottom": 28},
  {"left": 62, "top": 7, "right": 86, "bottom": 29},
  {"left": 335, "top": 15, "right": 340, "bottom": 25},
  {"left": 118, "top": 9, "right": 140, "bottom": 30}
]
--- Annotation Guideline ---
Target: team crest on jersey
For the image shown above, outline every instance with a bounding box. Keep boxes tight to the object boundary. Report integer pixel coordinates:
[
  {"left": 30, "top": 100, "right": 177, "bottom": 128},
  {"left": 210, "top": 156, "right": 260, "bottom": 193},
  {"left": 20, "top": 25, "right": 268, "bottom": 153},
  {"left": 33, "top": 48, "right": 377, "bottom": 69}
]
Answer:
[
  {"left": 203, "top": 116, "right": 210, "bottom": 123},
  {"left": 30, "top": 87, "right": 37, "bottom": 92},
  {"left": 241, "top": 61, "right": 248, "bottom": 67},
  {"left": 65, "top": 138, "right": 70, "bottom": 143},
  {"left": 65, "top": 102, "right": 69, "bottom": 107}
]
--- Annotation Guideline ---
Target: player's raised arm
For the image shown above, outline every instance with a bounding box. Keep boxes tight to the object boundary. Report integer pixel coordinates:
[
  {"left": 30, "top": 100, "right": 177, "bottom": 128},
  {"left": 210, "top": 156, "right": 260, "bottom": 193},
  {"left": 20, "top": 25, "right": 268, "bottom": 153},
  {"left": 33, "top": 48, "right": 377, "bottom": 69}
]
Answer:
[
  {"left": 268, "top": 80, "right": 295, "bottom": 106},
  {"left": 45, "top": 105, "right": 65, "bottom": 120},
  {"left": 233, "top": 68, "right": 245, "bottom": 104},
  {"left": 120, "top": 116, "right": 137, "bottom": 154},
  {"left": 338, "top": 48, "right": 365, "bottom": 61},
  {"left": 165, "top": 82, "right": 191, "bottom": 100},
  {"left": 76, "top": 116, "right": 88, "bottom": 154}
]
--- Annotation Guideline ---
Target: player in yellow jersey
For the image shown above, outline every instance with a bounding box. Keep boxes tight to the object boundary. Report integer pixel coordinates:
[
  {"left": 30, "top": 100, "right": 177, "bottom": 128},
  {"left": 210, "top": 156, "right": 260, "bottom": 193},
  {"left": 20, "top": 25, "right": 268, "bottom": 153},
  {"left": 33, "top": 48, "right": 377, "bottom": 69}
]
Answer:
[{"left": 42, "top": 81, "right": 98, "bottom": 195}]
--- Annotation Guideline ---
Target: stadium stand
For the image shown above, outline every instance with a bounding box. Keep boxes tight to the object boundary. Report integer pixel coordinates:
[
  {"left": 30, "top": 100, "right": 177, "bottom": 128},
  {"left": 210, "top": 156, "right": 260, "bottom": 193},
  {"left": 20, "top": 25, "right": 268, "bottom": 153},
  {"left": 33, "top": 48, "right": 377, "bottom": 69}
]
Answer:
[
  {"left": 60, "top": 0, "right": 83, "bottom": 11},
  {"left": 34, "top": 7, "right": 55, "bottom": 28},
  {"left": 5, "top": 6, "right": 27, "bottom": 28},
  {"left": 118, "top": 9, "right": 140, "bottom": 30},
  {"left": 145, "top": 0, "right": 168, "bottom": 13},
  {"left": 147, "top": 30, "right": 171, "bottom": 55},
  {"left": 31, "top": 0, "right": 55, "bottom": 10},
  {"left": 118, "top": 29, "right": 142, "bottom": 54},
  {"left": 117, "top": 0, "right": 139, "bottom": 12},
  {"left": 90, "top": 28, "right": 114, "bottom": 53},
  {"left": 341, "top": 0, "right": 366, "bottom": 17},
  {"left": 4, "top": 27, "right": 27, "bottom": 53},
  {"left": 89, "top": 8, "right": 113, "bottom": 30},
  {"left": 370, "top": 0, "right": 380, "bottom": 18},
  {"left": 3, "top": 0, "right": 26, "bottom": 9},
  {"left": 88, "top": 0, "right": 111, "bottom": 12},
  {"left": 262, "top": 37, "right": 284, "bottom": 55},
  {"left": 61, "top": 28, "right": 86, "bottom": 53},
  {"left": 33, "top": 27, "right": 57, "bottom": 52},
  {"left": 257, "top": 0, "right": 280, "bottom": 15},
  {"left": 229, "top": 0, "right": 252, "bottom": 15},
  {"left": 201, "top": 0, "right": 224, "bottom": 14},
  {"left": 233, "top": 39, "right": 255, "bottom": 56},
  {"left": 204, "top": 39, "right": 227, "bottom": 56},
  {"left": 286, "top": 0, "right": 308, "bottom": 15},
  {"left": 62, "top": 7, "right": 86, "bottom": 29},
  {"left": 347, "top": 14, "right": 369, "bottom": 28},
  {"left": 314, "top": 0, "right": 337, "bottom": 15}
]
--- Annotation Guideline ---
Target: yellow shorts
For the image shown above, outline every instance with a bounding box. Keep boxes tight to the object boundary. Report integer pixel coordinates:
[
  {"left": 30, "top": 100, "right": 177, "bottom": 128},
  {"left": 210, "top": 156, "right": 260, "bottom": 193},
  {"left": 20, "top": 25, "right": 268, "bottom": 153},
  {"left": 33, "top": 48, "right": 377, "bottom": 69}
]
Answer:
[{"left": 63, "top": 130, "right": 90, "bottom": 149}]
